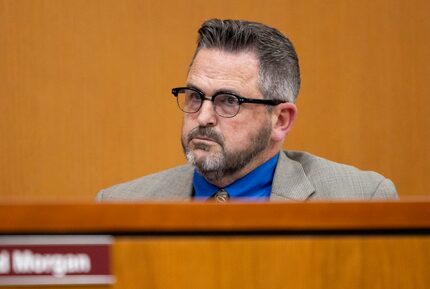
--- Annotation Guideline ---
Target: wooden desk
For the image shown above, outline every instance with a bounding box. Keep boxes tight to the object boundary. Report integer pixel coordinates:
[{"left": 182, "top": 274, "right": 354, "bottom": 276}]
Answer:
[{"left": 1, "top": 200, "right": 429, "bottom": 289}]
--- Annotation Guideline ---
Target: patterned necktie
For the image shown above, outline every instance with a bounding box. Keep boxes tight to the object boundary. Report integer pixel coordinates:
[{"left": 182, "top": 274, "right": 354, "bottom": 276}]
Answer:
[{"left": 210, "top": 188, "right": 230, "bottom": 203}]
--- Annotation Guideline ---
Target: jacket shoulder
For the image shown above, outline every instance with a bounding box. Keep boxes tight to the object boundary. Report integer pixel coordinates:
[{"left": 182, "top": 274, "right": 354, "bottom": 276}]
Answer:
[
  {"left": 97, "top": 164, "right": 194, "bottom": 201},
  {"left": 285, "top": 151, "right": 397, "bottom": 199}
]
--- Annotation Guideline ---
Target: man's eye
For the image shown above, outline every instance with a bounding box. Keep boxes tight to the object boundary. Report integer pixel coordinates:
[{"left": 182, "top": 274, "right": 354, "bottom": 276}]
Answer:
[
  {"left": 218, "top": 95, "right": 238, "bottom": 106},
  {"left": 227, "top": 96, "right": 236, "bottom": 104},
  {"left": 187, "top": 92, "right": 201, "bottom": 102}
]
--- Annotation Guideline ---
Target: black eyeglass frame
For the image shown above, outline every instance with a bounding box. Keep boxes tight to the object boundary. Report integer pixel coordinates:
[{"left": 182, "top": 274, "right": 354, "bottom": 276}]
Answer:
[{"left": 171, "top": 87, "right": 286, "bottom": 118}]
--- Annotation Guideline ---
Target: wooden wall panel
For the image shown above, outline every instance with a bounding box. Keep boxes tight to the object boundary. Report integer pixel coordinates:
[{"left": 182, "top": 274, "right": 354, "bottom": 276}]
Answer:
[
  {"left": 3, "top": 235, "right": 430, "bottom": 289},
  {"left": 0, "top": 0, "right": 428, "bottom": 199},
  {"left": 111, "top": 236, "right": 430, "bottom": 289}
]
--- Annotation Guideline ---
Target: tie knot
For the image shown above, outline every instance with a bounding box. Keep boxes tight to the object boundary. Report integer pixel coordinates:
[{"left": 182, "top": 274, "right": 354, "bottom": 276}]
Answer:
[{"left": 211, "top": 189, "right": 230, "bottom": 203}]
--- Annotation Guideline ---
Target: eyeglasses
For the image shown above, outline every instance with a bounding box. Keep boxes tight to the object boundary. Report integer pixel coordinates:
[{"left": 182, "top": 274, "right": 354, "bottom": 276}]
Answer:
[{"left": 171, "top": 87, "right": 286, "bottom": 118}]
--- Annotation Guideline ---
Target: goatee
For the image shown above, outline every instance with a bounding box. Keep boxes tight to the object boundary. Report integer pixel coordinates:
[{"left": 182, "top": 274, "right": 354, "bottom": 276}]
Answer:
[{"left": 182, "top": 120, "right": 272, "bottom": 182}]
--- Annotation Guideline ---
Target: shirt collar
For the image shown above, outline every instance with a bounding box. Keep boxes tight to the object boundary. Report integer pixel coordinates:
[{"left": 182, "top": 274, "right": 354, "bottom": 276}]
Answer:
[{"left": 193, "top": 153, "right": 279, "bottom": 200}]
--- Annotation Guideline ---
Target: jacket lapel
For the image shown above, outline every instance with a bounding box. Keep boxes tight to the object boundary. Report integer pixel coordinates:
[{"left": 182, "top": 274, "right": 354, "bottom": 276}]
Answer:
[
  {"left": 180, "top": 151, "right": 315, "bottom": 201},
  {"left": 270, "top": 151, "right": 315, "bottom": 201}
]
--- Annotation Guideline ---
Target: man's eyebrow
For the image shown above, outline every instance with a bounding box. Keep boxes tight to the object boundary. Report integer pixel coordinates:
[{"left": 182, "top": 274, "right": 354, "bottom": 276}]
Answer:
[
  {"left": 186, "top": 83, "right": 202, "bottom": 92},
  {"left": 185, "top": 83, "right": 242, "bottom": 96}
]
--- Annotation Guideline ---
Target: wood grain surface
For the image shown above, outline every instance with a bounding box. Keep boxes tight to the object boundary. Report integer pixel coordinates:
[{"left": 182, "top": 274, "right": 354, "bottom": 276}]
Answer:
[
  {"left": 1, "top": 201, "right": 430, "bottom": 289},
  {"left": 4, "top": 236, "right": 430, "bottom": 289},
  {"left": 0, "top": 201, "right": 429, "bottom": 233},
  {"left": 111, "top": 236, "right": 430, "bottom": 289},
  {"left": 0, "top": 0, "right": 429, "bottom": 199}
]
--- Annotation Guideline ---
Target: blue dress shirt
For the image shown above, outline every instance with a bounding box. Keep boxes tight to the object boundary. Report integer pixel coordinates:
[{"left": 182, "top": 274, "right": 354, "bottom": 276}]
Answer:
[{"left": 193, "top": 153, "right": 279, "bottom": 200}]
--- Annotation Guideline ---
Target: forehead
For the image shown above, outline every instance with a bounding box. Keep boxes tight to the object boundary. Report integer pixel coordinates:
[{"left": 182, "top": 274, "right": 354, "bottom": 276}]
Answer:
[{"left": 187, "top": 49, "right": 260, "bottom": 95}]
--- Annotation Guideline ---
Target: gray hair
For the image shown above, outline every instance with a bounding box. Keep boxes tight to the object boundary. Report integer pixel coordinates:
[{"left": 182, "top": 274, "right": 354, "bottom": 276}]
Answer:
[{"left": 193, "top": 19, "right": 300, "bottom": 103}]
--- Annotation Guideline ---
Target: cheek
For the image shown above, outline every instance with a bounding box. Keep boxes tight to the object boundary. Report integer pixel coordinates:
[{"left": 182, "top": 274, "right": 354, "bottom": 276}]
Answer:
[
  {"left": 224, "top": 113, "right": 271, "bottom": 144},
  {"left": 219, "top": 121, "right": 244, "bottom": 145},
  {"left": 181, "top": 115, "right": 194, "bottom": 135}
]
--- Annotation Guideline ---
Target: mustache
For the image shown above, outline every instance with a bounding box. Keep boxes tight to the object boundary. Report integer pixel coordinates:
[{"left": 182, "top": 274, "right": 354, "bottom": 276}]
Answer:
[{"left": 187, "top": 127, "right": 224, "bottom": 145}]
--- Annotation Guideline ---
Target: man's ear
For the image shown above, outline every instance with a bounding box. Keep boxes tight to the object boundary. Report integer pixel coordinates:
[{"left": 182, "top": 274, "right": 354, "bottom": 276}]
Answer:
[{"left": 271, "top": 102, "right": 297, "bottom": 142}]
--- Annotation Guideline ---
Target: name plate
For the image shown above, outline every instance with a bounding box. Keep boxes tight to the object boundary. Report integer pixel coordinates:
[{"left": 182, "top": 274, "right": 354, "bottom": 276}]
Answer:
[{"left": 0, "top": 236, "right": 114, "bottom": 286}]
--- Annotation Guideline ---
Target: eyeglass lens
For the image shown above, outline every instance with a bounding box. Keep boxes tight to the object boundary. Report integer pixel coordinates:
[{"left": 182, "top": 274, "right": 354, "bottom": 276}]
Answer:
[{"left": 176, "top": 88, "right": 240, "bottom": 118}]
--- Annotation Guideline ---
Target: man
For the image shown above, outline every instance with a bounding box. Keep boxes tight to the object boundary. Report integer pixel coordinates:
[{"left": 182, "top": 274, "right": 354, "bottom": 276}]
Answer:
[{"left": 98, "top": 19, "right": 397, "bottom": 201}]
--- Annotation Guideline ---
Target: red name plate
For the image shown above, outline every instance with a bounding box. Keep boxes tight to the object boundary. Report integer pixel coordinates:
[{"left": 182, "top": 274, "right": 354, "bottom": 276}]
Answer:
[{"left": 0, "top": 236, "right": 114, "bottom": 286}]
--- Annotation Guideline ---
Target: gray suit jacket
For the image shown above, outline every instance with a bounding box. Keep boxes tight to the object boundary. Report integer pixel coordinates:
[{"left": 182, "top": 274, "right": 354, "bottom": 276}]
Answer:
[{"left": 98, "top": 151, "right": 397, "bottom": 201}]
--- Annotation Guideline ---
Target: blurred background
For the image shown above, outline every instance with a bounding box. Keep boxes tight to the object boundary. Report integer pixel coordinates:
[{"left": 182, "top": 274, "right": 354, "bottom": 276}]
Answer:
[{"left": 0, "top": 0, "right": 428, "bottom": 200}]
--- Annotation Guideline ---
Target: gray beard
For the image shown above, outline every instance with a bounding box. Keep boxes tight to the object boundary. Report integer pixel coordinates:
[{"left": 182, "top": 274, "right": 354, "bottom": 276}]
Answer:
[{"left": 182, "top": 120, "right": 272, "bottom": 183}]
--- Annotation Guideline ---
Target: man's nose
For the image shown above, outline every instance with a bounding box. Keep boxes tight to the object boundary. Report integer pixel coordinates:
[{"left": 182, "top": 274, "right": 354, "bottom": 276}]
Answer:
[{"left": 196, "top": 100, "right": 217, "bottom": 126}]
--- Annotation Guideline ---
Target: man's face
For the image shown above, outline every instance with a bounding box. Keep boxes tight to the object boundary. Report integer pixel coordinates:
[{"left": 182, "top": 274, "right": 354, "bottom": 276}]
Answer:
[{"left": 181, "top": 48, "right": 274, "bottom": 182}]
